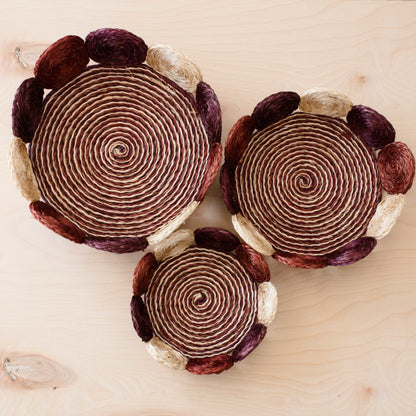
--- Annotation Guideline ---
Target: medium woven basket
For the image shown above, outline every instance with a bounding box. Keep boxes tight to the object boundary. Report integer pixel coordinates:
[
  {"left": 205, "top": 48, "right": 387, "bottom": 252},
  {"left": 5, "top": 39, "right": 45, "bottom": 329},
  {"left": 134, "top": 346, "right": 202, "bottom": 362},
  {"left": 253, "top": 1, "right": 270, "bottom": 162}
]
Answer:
[{"left": 221, "top": 88, "right": 415, "bottom": 268}]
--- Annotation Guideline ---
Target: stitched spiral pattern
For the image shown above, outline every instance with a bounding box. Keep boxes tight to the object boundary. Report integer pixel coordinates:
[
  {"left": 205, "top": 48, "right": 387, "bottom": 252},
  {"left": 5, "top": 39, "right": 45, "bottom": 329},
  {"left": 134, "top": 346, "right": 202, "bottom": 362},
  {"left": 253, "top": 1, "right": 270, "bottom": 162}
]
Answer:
[
  {"left": 236, "top": 112, "right": 381, "bottom": 255},
  {"left": 30, "top": 65, "right": 209, "bottom": 237},
  {"left": 145, "top": 247, "right": 258, "bottom": 358}
]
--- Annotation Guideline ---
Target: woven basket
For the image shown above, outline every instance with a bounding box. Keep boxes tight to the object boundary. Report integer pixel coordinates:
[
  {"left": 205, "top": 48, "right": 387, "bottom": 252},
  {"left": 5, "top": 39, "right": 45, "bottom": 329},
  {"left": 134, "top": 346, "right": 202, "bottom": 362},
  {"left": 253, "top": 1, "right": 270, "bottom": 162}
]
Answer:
[
  {"left": 221, "top": 88, "right": 414, "bottom": 268},
  {"left": 10, "top": 28, "right": 222, "bottom": 253},
  {"left": 130, "top": 227, "right": 277, "bottom": 375}
]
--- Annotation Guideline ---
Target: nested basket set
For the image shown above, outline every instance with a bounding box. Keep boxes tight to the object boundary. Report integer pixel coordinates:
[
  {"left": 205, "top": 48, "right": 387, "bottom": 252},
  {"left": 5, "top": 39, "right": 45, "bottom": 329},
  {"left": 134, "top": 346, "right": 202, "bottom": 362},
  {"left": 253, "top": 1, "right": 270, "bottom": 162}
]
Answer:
[{"left": 9, "top": 28, "right": 415, "bottom": 375}]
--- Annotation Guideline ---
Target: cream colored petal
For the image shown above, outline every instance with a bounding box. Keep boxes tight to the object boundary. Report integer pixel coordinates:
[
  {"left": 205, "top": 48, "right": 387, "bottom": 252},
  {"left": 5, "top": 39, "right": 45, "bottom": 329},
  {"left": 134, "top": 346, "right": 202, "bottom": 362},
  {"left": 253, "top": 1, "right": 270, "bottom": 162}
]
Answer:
[
  {"left": 257, "top": 282, "right": 278, "bottom": 327},
  {"left": 299, "top": 87, "right": 353, "bottom": 118},
  {"left": 153, "top": 229, "right": 195, "bottom": 262},
  {"left": 9, "top": 137, "right": 40, "bottom": 202},
  {"left": 366, "top": 193, "right": 405, "bottom": 239},
  {"left": 145, "top": 336, "right": 187, "bottom": 370},
  {"left": 232, "top": 213, "right": 274, "bottom": 256},
  {"left": 147, "top": 201, "right": 199, "bottom": 246},
  {"left": 146, "top": 44, "right": 202, "bottom": 94}
]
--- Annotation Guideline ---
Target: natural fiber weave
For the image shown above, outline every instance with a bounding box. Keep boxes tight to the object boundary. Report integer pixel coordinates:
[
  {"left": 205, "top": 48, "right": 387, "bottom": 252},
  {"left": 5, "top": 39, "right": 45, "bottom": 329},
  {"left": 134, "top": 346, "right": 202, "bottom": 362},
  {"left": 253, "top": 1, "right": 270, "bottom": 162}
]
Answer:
[
  {"left": 146, "top": 246, "right": 258, "bottom": 358},
  {"left": 30, "top": 65, "right": 209, "bottom": 239},
  {"left": 222, "top": 89, "right": 414, "bottom": 267},
  {"left": 145, "top": 336, "right": 188, "bottom": 370},
  {"left": 299, "top": 88, "right": 353, "bottom": 117},
  {"left": 236, "top": 112, "right": 381, "bottom": 256},
  {"left": 366, "top": 194, "right": 405, "bottom": 240},
  {"left": 11, "top": 29, "right": 221, "bottom": 252},
  {"left": 9, "top": 137, "right": 41, "bottom": 202},
  {"left": 130, "top": 227, "right": 277, "bottom": 375},
  {"left": 146, "top": 44, "right": 202, "bottom": 94}
]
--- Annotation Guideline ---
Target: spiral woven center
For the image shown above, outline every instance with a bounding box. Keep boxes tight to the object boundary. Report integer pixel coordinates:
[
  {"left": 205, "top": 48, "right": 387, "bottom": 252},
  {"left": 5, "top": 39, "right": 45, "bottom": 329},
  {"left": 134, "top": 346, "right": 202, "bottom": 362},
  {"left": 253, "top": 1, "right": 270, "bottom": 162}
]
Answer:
[
  {"left": 236, "top": 113, "right": 381, "bottom": 255},
  {"left": 30, "top": 65, "right": 209, "bottom": 237},
  {"left": 145, "top": 247, "right": 258, "bottom": 358}
]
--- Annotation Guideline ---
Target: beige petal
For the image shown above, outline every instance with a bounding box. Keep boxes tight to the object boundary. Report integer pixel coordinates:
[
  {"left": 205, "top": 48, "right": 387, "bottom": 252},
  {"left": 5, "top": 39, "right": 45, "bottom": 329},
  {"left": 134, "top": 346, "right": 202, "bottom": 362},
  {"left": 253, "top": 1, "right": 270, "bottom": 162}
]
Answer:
[
  {"left": 257, "top": 282, "right": 278, "bottom": 327},
  {"left": 146, "top": 44, "right": 202, "bottom": 94},
  {"left": 9, "top": 137, "right": 40, "bottom": 202},
  {"left": 153, "top": 229, "right": 195, "bottom": 262},
  {"left": 299, "top": 88, "right": 353, "bottom": 117},
  {"left": 145, "top": 336, "right": 188, "bottom": 370},
  {"left": 366, "top": 194, "right": 405, "bottom": 239},
  {"left": 232, "top": 213, "right": 274, "bottom": 256}
]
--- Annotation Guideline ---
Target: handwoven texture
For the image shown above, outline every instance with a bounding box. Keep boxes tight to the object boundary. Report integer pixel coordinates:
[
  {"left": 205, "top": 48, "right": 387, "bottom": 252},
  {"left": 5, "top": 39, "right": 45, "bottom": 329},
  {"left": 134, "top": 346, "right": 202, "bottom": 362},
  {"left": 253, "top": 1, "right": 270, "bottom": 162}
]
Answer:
[
  {"left": 145, "top": 247, "right": 258, "bottom": 359},
  {"left": 12, "top": 78, "right": 44, "bottom": 143},
  {"left": 9, "top": 137, "right": 41, "bottom": 202},
  {"left": 30, "top": 65, "right": 210, "bottom": 238},
  {"left": 85, "top": 28, "right": 148, "bottom": 66},
  {"left": 377, "top": 142, "right": 415, "bottom": 194},
  {"left": 235, "top": 112, "right": 381, "bottom": 256},
  {"left": 34, "top": 35, "right": 89, "bottom": 90}
]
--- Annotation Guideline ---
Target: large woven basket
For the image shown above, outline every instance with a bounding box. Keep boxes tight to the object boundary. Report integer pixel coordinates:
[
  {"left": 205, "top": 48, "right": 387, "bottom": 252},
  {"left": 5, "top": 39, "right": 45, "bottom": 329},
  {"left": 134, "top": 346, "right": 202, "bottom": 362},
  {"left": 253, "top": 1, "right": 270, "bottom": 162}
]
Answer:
[{"left": 10, "top": 28, "right": 222, "bottom": 253}]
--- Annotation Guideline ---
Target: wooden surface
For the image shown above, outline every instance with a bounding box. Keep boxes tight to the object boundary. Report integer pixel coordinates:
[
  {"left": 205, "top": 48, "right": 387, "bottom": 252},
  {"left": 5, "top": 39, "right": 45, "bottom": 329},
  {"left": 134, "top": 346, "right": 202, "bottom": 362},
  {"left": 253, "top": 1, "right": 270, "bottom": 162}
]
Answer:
[{"left": 1, "top": 1, "right": 416, "bottom": 415}]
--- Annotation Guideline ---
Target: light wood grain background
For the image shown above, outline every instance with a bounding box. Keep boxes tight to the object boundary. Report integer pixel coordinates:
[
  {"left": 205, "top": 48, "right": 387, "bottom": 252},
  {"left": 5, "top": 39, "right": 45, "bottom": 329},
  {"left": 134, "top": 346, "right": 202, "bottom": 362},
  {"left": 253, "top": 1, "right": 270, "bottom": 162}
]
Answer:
[{"left": 1, "top": 1, "right": 416, "bottom": 415}]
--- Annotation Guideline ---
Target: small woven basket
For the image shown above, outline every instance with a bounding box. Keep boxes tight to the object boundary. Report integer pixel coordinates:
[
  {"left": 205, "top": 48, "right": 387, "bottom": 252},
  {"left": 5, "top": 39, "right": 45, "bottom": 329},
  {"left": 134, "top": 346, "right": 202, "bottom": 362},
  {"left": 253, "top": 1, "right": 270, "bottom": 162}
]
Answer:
[{"left": 130, "top": 227, "right": 278, "bottom": 375}]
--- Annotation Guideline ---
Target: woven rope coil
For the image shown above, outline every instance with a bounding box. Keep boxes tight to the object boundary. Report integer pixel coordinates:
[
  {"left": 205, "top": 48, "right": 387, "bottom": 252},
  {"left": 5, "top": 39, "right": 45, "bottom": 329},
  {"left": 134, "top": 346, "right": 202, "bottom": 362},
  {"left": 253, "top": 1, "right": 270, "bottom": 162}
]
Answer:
[
  {"left": 131, "top": 227, "right": 277, "bottom": 375},
  {"left": 11, "top": 28, "right": 221, "bottom": 253},
  {"left": 147, "top": 247, "right": 258, "bottom": 358},
  {"left": 236, "top": 112, "right": 381, "bottom": 256},
  {"left": 30, "top": 65, "right": 209, "bottom": 239},
  {"left": 222, "top": 89, "right": 414, "bottom": 267}
]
